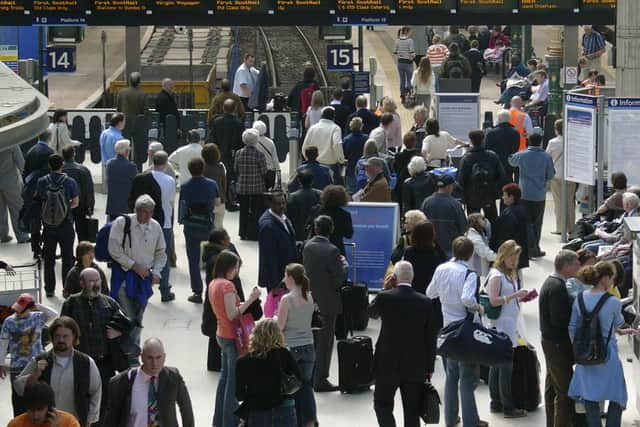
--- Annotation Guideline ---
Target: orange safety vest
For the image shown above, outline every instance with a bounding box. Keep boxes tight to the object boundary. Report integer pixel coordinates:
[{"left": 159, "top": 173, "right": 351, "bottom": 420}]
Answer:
[{"left": 510, "top": 109, "right": 528, "bottom": 151}]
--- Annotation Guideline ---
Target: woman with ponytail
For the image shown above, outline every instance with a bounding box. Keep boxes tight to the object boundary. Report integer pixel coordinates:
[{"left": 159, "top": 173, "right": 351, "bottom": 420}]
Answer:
[{"left": 277, "top": 263, "right": 317, "bottom": 427}]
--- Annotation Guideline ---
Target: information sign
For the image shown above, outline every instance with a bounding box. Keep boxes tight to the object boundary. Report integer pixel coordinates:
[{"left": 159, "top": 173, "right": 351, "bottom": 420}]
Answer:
[
  {"left": 564, "top": 93, "right": 597, "bottom": 185},
  {"left": 352, "top": 71, "right": 370, "bottom": 95},
  {"left": 519, "top": 0, "right": 579, "bottom": 13},
  {"left": 46, "top": 45, "right": 76, "bottom": 72},
  {"left": 435, "top": 93, "right": 480, "bottom": 141},
  {"left": 327, "top": 44, "right": 353, "bottom": 72},
  {"left": 0, "top": 44, "right": 18, "bottom": 72},
  {"left": 457, "top": 0, "right": 517, "bottom": 13},
  {"left": 608, "top": 98, "right": 640, "bottom": 187}
]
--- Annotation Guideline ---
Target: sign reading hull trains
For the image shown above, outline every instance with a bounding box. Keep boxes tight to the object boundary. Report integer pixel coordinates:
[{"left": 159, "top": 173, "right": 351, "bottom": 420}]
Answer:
[{"left": 0, "top": 0, "right": 617, "bottom": 25}]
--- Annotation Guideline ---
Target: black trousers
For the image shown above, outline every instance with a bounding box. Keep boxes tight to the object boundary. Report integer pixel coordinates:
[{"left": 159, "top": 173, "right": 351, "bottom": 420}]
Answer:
[
  {"left": 313, "top": 311, "right": 337, "bottom": 387},
  {"left": 466, "top": 200, "right": 498, "bottom": 226},
  {"left": 30, "top": 217, "right": 42, "bottom": 256},
  {"left": 42, "top": 221, "right": 75, "bottom": 293},
  {"left": 94, "top": 357, "right": 115, "bottom": 427},
  {"left": 238, "top": 194, "right": 264, "bottom": 241},
  {"left": 522, "top": 199, "right": 546, "bottom": 255},
  {"left": 374, "top": 380, "right": 423, "bottom": 427},
  {"left": 72, "top": 208, "right": 90, "bottom": 242}
]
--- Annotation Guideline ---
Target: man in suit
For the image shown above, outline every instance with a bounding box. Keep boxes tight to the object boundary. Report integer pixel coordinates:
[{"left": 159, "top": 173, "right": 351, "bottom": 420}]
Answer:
[
  {"left": 209, "top": 98, "right": 245, "bottom": 210},
  {"left": 302, "top": 215, "right": 348, "bottom": 392},
  {"left": 368, "top": 261, "right": 437, "bottom": 427},
  {"left": 0, "top": 143, "right": 29, "bottom": 243},
  {"left": 155, "top": 78, "right": 180, "bottom": 140},
  {"left": 347, "top": 95, "right": 380, "bottom": 134},
  {"left": 116, "top": 72, "right": 149, "bottom": 141},
  {"left": 128, "top": 151, "right": 176, "bottom": 302},
  {"left": 286, "top": 169, "right": 321, "bottom": 240},
  {"left": 485, "top": 110, "right": 520, "bottom": 185},
  {"left": 106, "top": 338, "right": 194, "bottom": 427},
  {"left": 62, "top": 146, "right": 95, "bottom": 242},
  {"left": 105, "top": 140, "right": 138, "bottom": 221},
  {"left": 329, "top": 89, "right": 351, "bottom": 132}
]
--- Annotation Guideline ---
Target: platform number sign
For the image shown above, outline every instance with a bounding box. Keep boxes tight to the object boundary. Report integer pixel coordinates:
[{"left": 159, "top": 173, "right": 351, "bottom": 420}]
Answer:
[
  {"left": 46, "top": 46, "right": 76, "bottom": 73},
  {"left": 327, "top": 44, "right": 353, "bottom": 72}
]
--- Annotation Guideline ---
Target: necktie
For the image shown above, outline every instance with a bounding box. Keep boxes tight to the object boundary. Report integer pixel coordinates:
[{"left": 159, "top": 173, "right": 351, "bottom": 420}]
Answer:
[{"left": 148, "top": 376, "right": 159, "bottom": 427}]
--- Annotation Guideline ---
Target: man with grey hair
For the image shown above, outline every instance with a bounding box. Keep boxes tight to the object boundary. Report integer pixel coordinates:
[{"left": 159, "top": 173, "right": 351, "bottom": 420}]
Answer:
[
  {"left": 146, "top": 141, "right": 176, "bottom": 178},
  {"left": 582, "top": 192, "right": 640, "bottom": 257},
  {"left": 108, "top": 194, "right": 167, "bottom": 365},
  {"left": 539, "top": 249, "right": 581, "bottom": 427},
  {"left": 155, "top": 77, "right": 180, "bottom": 136},
  {"left": 105, "top": 139, "right": 137, "bottom": 221},
  {"left": 485, "top": 109, "right": 521, "bottom": 186},
  {"left": 129, "top": 152, "right": 176, "bottom": 302},
  {"left": 347, "top": 95, "right": 380, "bottom": 134},
  {"left": 368, "top": 260, "right": 437, "bottom": 426},
  {"left": 410, "top": 105, "right": 428, "bottom": 151}
]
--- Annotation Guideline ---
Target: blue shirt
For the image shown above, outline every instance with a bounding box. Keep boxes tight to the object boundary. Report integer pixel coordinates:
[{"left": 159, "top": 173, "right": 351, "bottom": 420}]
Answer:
[
  {"left": 288, "top": 161, "right": 333, "bottom": 193},
  {"left": 99, "top": 126, "right": 122, "bottom": 164},
  {"left": 342, "top": 132, "right": 369, "bottom": 177},
  {"left": 509, "top": 146, "right": 555, "bottom": 202},
  {"left": 582, "top": 30, "right": 605, "bottom": 56},
  {"left": 178, "top": 176, "right": 219, "bottom": 224},
  {"left": 36, "top": 172, "right": 80, "bottom": 223}
]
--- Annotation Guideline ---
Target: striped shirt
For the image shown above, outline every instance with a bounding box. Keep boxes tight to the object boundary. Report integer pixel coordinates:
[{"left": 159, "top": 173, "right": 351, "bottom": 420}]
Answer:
[
  {"left": 394, "top": 37, "right": 415, "bottom": 61},
  {"left": 427, "top": 43, "right": 449, "bottom": 67},
  {"left": 582, "top": 30, "right": 605, "bottom": 56}
]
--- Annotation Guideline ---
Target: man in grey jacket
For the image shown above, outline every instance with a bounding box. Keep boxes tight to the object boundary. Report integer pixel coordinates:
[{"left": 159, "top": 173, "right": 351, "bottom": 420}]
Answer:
[
  {"left": 302, "top": 215, "right": 348, "bottom": 392},
  {"left": 0, "top": 145, "right": 29, "bottom": 243}
]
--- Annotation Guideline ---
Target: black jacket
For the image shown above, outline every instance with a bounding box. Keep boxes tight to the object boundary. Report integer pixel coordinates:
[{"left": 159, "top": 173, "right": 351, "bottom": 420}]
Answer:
[
  {"left": 484, "top": 123, "right": 520, "bottom": 182},
  {"left": 62, "top": 160, "right": 95, "bottom": 214},
  {"left": 331, "top": 102, "right": 352, "bottom": 134},
  {"left": 491, "top": 201, "right": 529, "bottom": 268},
  {"left": 393, "top": 148, "right": 420, "bottom": 204},
  {"left": 458, "top": 146, "right": 505, "bottom": 205},
  {"left": 463, "top": 48, "right": 485, "bottom": 80},
  {"left": 287, "top": 187, "right": 321, "bottom": 241},
  {"left": 402, "top": 245, "right": 447, "bottom": 294},
  {"left": 368, "top": 286, "right": 438, "bottom": 381},
  {"left": 128, "top": 171, "right": 165, "bottom": 226},
  {"left": 155, "top": 89, "right": 180, "bottom": 128},
  {"left": 307, "top": 206, "right": 353, "bottom": 256},
  {"left": 208, "top": 113, "right": 244, "bottom": 167},
  {"left": 539, "top": 275, "right": 572, "bottom": 343},
  {"left": 23, "top": 142, "right": 54, "bottom": 179},
  {"left": 287, "top": 79, "right": 319, "bottom": 115},
  {"left": 402, "top": 172, "right": 437, "bottom": 216},
  {"left": 341, "top": 90, "right": 357, "bottom": 113},
  {"left": 347, "top": 108, "right": 380, "bottom": 135}
]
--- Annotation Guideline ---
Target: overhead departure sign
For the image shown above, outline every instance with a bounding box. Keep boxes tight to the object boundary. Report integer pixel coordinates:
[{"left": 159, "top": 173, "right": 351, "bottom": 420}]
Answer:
[
  {"left": 520, "top": 0, "right": 579, "bottom": 13},
  {"left": 581, "top": 0, "right": 616, "bottom": 11},
  {"left": 396, "top": 0, "right": 455, "bottom": 13},
  {"left": 458, "top": 0, "right": 517, "bottom": 13}
]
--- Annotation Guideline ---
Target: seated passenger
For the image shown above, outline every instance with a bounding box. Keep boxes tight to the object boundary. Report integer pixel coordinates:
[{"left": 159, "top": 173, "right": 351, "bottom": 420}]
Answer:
[{"left": 582, "top": 192, "right": 640, "bottom": 255}]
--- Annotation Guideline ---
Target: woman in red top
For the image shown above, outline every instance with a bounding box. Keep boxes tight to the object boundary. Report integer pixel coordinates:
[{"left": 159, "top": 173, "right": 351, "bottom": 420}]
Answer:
[{"left": 210, "top": 250, "right": 261, "bottom": 427}]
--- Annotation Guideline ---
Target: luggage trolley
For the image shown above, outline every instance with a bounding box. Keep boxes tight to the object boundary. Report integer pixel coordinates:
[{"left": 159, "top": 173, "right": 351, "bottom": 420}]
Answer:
[{"left": 0, "top": 259, "right": 42, "bottom": 307}]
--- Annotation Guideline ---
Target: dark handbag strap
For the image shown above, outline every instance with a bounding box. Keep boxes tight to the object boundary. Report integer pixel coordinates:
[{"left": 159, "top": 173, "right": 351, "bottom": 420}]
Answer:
[{"left": 578, "top": 291, "right": 615, "bottom": 346}]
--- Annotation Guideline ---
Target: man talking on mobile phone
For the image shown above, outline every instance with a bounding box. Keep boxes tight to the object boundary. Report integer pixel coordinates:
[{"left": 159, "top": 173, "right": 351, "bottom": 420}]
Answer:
[{"left": 7, "top": 381, "right": 80, "bottom": 427}]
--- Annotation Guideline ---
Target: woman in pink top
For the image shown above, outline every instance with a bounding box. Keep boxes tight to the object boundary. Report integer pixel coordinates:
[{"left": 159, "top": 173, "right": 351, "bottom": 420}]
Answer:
[{"left": 210, "top": 250, "right": 261, "bottom": 427}]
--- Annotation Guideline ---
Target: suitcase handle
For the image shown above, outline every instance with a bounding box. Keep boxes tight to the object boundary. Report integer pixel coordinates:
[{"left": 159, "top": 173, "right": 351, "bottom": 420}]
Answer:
[{"left": 344, "top": 242, "right": 356, "bottom": 284}]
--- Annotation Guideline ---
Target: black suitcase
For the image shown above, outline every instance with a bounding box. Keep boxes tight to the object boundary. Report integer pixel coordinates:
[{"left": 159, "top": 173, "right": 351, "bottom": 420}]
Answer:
[
  {"left": 337, "top": 335, "right": 374, "bottom": 393},
  {"left": 511, "top": 345, "right": 541, "bottom": 411},
  {"left": 342, "top": 242, "right": 369, "bottom": 331},
  {"left": 86, "top": 217, "right": 99, "bottom": 243}
]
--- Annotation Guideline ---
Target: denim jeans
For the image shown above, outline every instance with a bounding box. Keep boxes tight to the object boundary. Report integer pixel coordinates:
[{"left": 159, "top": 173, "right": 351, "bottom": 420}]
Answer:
[
  {"left": 397, "top": 61, "right": 414, "bottom": 95},
  {"left": 160, "top": 228, "right": 172, "bottom": 297},
  {"left": 42, "top": 221, "right": 75, "bottom": 293},
  {"left": 290, "top": 344, "right": 317, "bottom": 426},
  {"left": 585, "top": 400, "right": 622, "bottom": 427},
  {"left": 346, "top": 175, "right": 357, "bottom": 195},
  {"left": 444, "top": 358, "right": 480, "bottom": 427},
  {"left": 326, "top": 163, "right": 344, "bottom": 186},
  {"left": 489, "top": 361, "right": 515, "bottom": 412},
  {"left": 248, "top": 399, "right": 297, "bottom": 427},
  {"left": 116, "top": 285, "right": 143, "bottom": 367},
  {"left": 184, "top": 226, "right": 209, "bottom": 295},
  {"left": 214, "top": 336, "right": 239, "bottom": 427}
]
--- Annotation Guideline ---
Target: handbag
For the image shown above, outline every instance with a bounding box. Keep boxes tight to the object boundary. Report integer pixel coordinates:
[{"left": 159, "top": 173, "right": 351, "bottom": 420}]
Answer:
[
  {"left": 437, "top": 312, "right": 513, "bottom": 367},
  {"left": 277, "top": 350, "right": 302, "bottom": 396},
  {"left": 479, "top": 277, "right": 503, "bottom": 321},
  {"left": 311, "top": 303, "right": 324, "bottom": 329},
  {"left": 235, "top": 313, "right": 255, "bottom": 356},
  {"left": 420, "top": 381, "right": 441, "bottom": 424},
  {"left": 403, "top": 89, "right": 419, "bottom": 108}
]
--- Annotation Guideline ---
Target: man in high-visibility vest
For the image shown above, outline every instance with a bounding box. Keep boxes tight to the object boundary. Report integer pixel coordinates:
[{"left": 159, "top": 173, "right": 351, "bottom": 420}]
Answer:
[{"left": 509, "top": 96, "right": 534, "bottom": 151}]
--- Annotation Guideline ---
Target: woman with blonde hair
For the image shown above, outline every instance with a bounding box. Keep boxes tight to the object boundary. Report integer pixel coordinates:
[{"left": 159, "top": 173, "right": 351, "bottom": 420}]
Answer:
[
  {"left": 381, "top": 97, "right": 403, "bottom": 150},
  {"left": 486, "top": 240, "right": 530, "bottom": 419},
  {"left": 304, "top": 90, "right": 325, "bottom": 129},
  {"left": 411, "top": 56, "right": 436, "bottom": 109},
  {"left": 236, "top": 318, "right": 303, "bottom": 426}
]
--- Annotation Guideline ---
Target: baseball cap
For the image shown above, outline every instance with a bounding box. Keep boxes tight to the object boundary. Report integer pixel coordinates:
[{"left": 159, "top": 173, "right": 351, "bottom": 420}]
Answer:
[
  {"left": 12, "top": 293, "right": 36, "bottom": 314},
  {"left": 436, "top": 174, "right": 455, "bottom": 187}
]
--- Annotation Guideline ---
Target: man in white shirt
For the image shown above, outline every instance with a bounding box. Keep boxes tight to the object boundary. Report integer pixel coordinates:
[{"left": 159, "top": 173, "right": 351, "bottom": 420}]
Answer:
[
  {"left": 526, "top": 70, "right": 549, "bottom": 108},
  {"left": 168, "top": 130, "right": 202, "bottom": 186},
  {"left": 16, "top": 317, "right": 102, "bottom": 427},
  {"left": 301, "top": 106, "right": 345, "bottom": 185},
  {"left": 106, "top": 338, "right": 194, "bottom": 427},
  {"left": 233, "top": 53, "right": 259, "bottom": 110},
  {"left": 426, "top": 236, "right": 487, "bottom": 427},
  {"left": 546, "top": 119, "right": 575, "bottom": 234}
]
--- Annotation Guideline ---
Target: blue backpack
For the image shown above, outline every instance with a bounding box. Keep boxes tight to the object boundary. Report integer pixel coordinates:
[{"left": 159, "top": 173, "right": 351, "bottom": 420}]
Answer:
[{"left": 95, "top": 215, "right": 132, "bottom": 262}]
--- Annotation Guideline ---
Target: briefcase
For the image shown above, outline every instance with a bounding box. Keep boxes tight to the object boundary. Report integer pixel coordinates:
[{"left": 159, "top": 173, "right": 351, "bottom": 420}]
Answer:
[
  {"left": 86, "top": 217, "right": 99, "bottom": 243},
  {"left": 421, "top": 381, "right": 441, "bottom": 424}
]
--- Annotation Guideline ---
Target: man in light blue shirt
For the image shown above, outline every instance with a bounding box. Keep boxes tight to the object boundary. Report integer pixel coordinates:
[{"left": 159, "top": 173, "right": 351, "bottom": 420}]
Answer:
[
  {"left": 232, "top": 53, "right": 259, "bottom": 110},
  {"left": 526, "top": 71, "right": 549, "bottom": 108},
  {"left": 99, "top": 113, "right": 125, "bottom": 164},
  {"left": 509, "top": 133, "right": 555, "bottom": 258}
]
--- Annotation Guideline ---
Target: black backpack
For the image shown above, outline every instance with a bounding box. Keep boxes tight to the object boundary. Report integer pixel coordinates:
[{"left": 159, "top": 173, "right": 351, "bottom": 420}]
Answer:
[
  {"left": 469, "top": 161, "right": 493, "bottom": 203},
  {"left": 573, "top": 292, "right": 613, "bottom": 366},
  {"left": 41, "top": 175, "right": 70, "bottom": 227}
]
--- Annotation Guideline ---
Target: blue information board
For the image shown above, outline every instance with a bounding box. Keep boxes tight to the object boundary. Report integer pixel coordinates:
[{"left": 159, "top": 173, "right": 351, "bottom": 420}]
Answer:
[
  {"left": 327, "top": 44, "right": 353, "bottom": 72},
  {"left": 46, "top": 46, "right": 76, "bottom": 72},
  {"left": 343, "top": 202, "right": 399, "bottom": 292}
]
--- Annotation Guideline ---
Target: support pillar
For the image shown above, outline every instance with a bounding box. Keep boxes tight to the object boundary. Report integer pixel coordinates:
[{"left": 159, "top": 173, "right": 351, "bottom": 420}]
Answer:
[
  {"left": 510, "top": 25, "right": 522, "bottom": 58},
  {"left": 125, "top": 26, "right": 141, "bottom": 80},
  {"left": 563, "top": 26, "right": 579, "bottom": 90},
  {"left": 523, "top": 25, "right": 533, "bottom": 59},
  {"left": 616, "top": 0, "right": 640, "bottom": 97},
  {"left": 545, "top": 26, "right": 563, "bottom": 116}
]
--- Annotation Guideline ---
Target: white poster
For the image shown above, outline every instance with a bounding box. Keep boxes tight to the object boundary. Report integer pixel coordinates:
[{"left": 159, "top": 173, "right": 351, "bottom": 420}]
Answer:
[
  {"left": 608, "top": 98, "right": 640, "bottom": 187},
  {"left": 564, "top": 93, "right": 597, "bottom": 185},
  {"left": 435, "top": 93, "right": 480, "bottom": 142}
]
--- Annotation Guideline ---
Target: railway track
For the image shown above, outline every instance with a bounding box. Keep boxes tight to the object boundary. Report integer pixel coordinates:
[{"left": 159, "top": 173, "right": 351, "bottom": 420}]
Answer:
[{"left": 257, "top": 26, "right": 329, "bottom": 95}]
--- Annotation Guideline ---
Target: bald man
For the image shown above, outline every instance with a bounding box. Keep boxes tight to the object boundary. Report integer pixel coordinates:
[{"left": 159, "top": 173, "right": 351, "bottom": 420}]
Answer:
[
  {"left": 209, "top": 78, "right": 245, "bottom": 120},
  {"left": 509, "top": 96, "right": 534, "bottom": 151},
  {"left": 107, "top": 338, "right": 194, "bottom": 427}
]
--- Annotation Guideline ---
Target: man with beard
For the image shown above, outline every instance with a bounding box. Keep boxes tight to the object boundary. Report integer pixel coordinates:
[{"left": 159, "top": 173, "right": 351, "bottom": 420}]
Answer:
[
  {"left": 15, "top": 317, "right": 102, "bottom": 427},
  {"left": 61, "top": 268, "right": 132, "bottom": 426}
]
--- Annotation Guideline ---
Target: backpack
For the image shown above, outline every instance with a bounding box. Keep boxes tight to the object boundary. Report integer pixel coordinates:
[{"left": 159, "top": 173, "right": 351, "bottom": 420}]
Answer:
[
  {"left": 40, "top": 175, "right": 70, "bottom": 227},
  {"left": 94, "top": 215, "right": 132, "bottom": 263},
  {"left": 299, "top": 82, "right": 317, "bottom": 115},
  {"left": 445, "top": 59, "right": 465, "bottom": 79},
  {"left": 469, "top": 161, "right": 493, "bottom": 203},
  {"left": 573, "top": 292, "right": 613, "bottom": 366}
]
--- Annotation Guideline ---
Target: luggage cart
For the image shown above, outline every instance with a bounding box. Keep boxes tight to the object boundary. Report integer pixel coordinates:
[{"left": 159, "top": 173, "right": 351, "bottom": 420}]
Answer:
[{"left": 0, "top": 259, "right": 42, "bottom": 307}]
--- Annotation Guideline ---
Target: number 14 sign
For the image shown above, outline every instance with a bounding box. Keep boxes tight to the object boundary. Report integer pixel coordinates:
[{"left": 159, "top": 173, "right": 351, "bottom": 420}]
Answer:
[
  {"left": 46, "top": 46, "right": 76, "bottom": 73},
  {"left": 327, "top": 44, "right": 353, "bottom": 72}
]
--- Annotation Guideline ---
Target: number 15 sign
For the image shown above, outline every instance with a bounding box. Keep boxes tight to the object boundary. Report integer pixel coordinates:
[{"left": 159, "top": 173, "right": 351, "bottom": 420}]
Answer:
[{"left": 327, "top": 44, "right": 353, "bottom": 72}]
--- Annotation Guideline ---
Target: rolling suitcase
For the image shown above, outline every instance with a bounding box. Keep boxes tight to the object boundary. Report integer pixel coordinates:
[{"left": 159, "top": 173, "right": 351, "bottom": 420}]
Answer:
[
  {"left": 511, "top": 345, "right": 541, "bottom": 411},
  {"left": 337, "top": 335, "right": 374, "bottom": 393},
  {"left": 341, "top": 242, "right": 369, "bottom": 331},
  {"left": 86, "top": 216, "right": 99, "bottom": 243}
]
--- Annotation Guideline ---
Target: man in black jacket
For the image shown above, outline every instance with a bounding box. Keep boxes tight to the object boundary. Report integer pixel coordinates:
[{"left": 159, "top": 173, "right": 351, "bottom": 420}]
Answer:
[
  {"left": 155, "top": 78, "right": 181, "bottom": 141},
  {"left": 286, "top": 169, "right": 321, "bottom": 240},
  {"left": 287, "top": 66, "right": 319, "bottom": 116},
  {"left": 209, "top": 98, "right": 244, "bottom": 210},
  {"left": 368, "top": 260, "right": 437, "bottom": 426},
  {"left": 539, "top": 250, "right": 580, "bottom": 427},
  {"left": 458, "top": 130, "right": 505, "bottom": 224},
  {"left": 107, "top": 338, "right": 194, "bottom": 427},
  {"left": 393, "top": 132, "right": 420, "bottom": 209},
  {"left": 484, "top": 110, "right": 520, "bottom": 185},
  {"left": 347, "top": 95, "right": 380, "bottom": 135},
  {"left": 61, "top": 146, "right": 94, "bottom": 242}
]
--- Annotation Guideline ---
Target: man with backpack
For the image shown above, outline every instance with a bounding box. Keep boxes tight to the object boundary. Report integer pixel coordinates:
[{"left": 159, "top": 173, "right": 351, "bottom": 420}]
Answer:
[
  {"left": 35, "top": 154, "right": 79, "bottom": 298},
  {"left": 287, "top": 66, "right": 319, "bottom": 117},
  {"left": 458, "top": 130, "right": 505, "bottom": 225},
  {"left": 539, "top": 250, "right": 581, "bottom": 427},
  {"left": 439, "top": 43, "right": 471, "bottom": 79}
]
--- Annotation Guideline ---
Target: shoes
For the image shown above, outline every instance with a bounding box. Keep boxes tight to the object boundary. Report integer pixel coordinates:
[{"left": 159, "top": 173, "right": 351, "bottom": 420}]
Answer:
[
  {"left": 161, "top": 292, "right": 176, "bottom": 302},
  {"left": 188, "top": 294, "right": 203, "bottom": 304},
  {"left": 313, "top": 380, "right": 339, "bottom": 392},
  {"left": 530, "top": 251, "right": 546, "bottom": 259},
  {"left": 17, "top": 237, "right": 31, "bottom": 244},
  {"left": 226, "top": 203, "right": 240, "bottom": 212},
  {"left": 477, "top": 421, "right": 489, "bottom": 427},
  {"left": 504, "top": 409, "right": 527, "bottom": 418},
  {"left": 490, "top": 402, "right": 503, "bottom": 413},
  {"left": 550, "top": 231, "right": 561, "bottom": 235},
  {"left": 45, "top": 291, "right": 54, "bottom": 298},
  {"left": 1, "top": 236, "right": 12, "bottom": 243}
]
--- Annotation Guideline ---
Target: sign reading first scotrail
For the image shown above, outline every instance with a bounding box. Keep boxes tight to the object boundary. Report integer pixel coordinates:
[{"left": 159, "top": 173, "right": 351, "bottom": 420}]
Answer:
[{"left": 0, "top": 0, "right": 617, "bottom": 26}]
